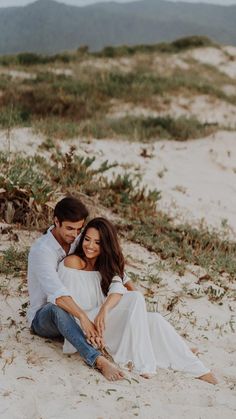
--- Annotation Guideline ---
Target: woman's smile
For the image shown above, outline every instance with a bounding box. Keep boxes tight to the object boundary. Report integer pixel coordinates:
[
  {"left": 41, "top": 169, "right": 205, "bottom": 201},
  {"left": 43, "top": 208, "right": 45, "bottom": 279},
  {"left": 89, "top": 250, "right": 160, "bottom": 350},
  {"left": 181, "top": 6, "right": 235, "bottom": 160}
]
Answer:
[{"left": 82, "top": 227, "right": 101, "bottom": 261}]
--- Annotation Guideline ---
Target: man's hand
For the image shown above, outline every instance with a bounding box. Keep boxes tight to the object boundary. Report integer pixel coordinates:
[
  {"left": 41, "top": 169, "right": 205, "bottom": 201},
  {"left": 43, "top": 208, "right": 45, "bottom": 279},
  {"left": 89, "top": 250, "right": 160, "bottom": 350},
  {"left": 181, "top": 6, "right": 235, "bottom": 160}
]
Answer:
[
  {"left": 80, "top": 313, "right": 105, "bottom": 348},
  {"left": 79, "top": 313, "right": 97, "bottom": 341},
  {"left": 55, "top": 296, "right": 105, "bottom": 348},
  {"left": 94, "top": 306, "right": 108, "bottom": 338}
]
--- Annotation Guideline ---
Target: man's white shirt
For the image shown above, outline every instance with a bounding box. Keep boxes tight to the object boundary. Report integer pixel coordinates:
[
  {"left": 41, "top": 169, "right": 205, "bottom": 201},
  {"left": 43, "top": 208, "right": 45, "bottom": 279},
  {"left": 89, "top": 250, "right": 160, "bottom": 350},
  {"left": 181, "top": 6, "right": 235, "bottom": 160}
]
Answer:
[{"left": 27, "top": 227, "right": 79, "bottom": 326}]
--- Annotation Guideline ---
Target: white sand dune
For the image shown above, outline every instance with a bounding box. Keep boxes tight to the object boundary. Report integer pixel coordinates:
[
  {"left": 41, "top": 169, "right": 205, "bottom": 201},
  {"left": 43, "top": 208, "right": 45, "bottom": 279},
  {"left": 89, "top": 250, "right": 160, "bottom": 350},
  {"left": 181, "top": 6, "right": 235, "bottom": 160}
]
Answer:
[
  {"left": 187, "top": 46, "right": 236, "bottom": 79},
  {"left": 0, "top": 226, "right": 235, "bottom": 419},
  {"left": 1, "top": 126, "right": 236, "bottom": 418},
  {"left": 75, "top": 130, "right": 236, "bottom": 238},
  {"left": 1, "top": 43, "right": 236, "bottom": 418}
]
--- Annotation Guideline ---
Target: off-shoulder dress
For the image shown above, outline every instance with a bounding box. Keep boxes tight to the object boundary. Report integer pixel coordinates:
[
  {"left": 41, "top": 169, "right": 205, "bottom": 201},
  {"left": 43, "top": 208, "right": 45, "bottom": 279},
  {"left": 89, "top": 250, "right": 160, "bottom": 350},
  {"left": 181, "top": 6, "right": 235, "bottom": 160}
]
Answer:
[{"left": 58, "top": 262, "right": 209, "bottom": 377}]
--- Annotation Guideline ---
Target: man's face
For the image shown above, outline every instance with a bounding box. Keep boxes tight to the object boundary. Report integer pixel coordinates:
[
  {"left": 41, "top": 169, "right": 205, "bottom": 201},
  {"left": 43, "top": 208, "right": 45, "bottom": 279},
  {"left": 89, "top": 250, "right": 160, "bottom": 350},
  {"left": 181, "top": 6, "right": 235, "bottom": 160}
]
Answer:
[{"left": 54, "top": 217, "right": 85, "bottom": 245}]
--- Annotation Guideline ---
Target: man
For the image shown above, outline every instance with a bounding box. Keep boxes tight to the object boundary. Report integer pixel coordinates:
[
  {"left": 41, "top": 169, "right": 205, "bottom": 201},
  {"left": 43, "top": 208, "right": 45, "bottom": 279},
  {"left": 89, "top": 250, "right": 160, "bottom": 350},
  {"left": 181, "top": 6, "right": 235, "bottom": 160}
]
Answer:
[{"left": 27, "top": 196, "right": 125, "bottom": 381}]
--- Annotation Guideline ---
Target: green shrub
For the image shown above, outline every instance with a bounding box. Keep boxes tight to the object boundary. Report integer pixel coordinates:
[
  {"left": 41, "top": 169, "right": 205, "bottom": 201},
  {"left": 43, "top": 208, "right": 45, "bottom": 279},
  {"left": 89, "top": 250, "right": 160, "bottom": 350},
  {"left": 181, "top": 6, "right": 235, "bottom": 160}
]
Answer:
[
  {"left": 0, "top": 246, "right": 28, "bottom": 276},
  {"left": 98, "top": 173, "right": 161, "bottom": 217},
  {"left": 0, "top": 152, "right": 53, "bottom": 225},
  {"left": 0, "top": 106, "right": 30, "bottom": 128},
  {"left": 95, "top": 36, "right": 215, "bottom": 58},
  {"left": 0, "top": 150, "right": 235, "bottom": 283},
  {"left": 33, "top": 118, "right": 80, "bottom": 140},
  {"left": 49, "top": 147, "right": 96, "bottom": 188},
  {"left": 17, "top": 53, "right": 46, "bottom": 65},
  {"left": 81, "top": 115, "right": 215, "bottom": 141},
  {"left": 0, "top": 55, "right": 17, "bottom": 66},
  {"left": 16, "top": 52, "right": 73, "bottom": 66},
  {"left": 172, "top": 35, "right": 214, "bottom": 51},
  {"left": 122, "top": 216, "right": 236, "bottom": 278}
]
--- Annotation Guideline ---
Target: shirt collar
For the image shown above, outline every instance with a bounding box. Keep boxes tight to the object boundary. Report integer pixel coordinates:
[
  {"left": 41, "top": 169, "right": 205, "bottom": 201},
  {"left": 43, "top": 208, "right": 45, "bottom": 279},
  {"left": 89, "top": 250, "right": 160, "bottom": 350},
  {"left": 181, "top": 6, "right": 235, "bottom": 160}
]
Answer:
[{"left": 46, "top": 225, "right": 80, "bottom": 254}]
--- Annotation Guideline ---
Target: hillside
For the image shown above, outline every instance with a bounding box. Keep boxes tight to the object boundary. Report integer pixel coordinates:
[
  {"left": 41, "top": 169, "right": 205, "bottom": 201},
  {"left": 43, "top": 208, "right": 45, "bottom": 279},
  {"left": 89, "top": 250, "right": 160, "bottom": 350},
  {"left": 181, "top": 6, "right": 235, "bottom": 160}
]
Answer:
[
  {"left": 0, "top": 0, "right": 236, "bottom": 54},
  {"left": 0, "top": 39, "right": 236, "bottom": 418}
]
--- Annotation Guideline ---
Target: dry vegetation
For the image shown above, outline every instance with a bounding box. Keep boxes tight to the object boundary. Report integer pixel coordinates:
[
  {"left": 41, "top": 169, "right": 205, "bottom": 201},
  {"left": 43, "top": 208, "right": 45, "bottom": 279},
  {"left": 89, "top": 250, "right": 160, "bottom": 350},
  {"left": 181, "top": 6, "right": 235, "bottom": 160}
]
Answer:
[
  {"left": 0, "top": 35, "right": 236, "bottom": 300},
  {"left": 1, "top": 36, "right": 236, "bottom": 419},
  {"left": 0, "top": 36, "right": 236, "bottom": 141},
  {"left": 1, "top": 143, "right": 236, "bottom": 300}
]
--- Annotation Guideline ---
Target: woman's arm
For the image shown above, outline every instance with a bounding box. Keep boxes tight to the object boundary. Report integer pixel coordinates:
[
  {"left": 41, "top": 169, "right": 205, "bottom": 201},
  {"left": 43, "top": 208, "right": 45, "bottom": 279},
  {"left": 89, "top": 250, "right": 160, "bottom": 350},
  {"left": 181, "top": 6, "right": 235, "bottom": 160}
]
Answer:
[
  {"left": 94, "top": 293, "right": 122, "bottom": 337},
  {"left": 124, "top": 280, "right": 136, "bottom": 291},
  {"left": 58, "top": 255, "right": 103, "bottom": 347},
  {"left": 123, "top": 272, "right": 136, "bottom": 291}
]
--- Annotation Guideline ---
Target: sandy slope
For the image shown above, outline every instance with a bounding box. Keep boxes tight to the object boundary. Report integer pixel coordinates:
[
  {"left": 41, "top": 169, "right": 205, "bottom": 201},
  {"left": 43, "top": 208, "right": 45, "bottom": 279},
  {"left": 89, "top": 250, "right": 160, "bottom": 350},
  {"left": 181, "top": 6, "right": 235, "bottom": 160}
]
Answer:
[
  {"left": 1, "top": 43, "right": 236, "bottom": 418},
  {"left": 0, "top": 226, "right": 236, "bottom": 419},
  {"left": 1, "top": 127, "right": 236, "bottom": 418},
  {"left": 1, "top": 128, "right": 236, "bottom": 236},
  {"left": 71, "top": 130, "right": 236, "bottom": 238}
]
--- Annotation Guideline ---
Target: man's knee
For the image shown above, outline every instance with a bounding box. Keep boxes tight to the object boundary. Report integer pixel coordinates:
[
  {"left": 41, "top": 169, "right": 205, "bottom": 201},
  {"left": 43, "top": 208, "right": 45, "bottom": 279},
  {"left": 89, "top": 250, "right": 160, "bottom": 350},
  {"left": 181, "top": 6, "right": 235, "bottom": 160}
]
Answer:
[{"left": 51, "top": 304, "right": 74, "bottom": 323}]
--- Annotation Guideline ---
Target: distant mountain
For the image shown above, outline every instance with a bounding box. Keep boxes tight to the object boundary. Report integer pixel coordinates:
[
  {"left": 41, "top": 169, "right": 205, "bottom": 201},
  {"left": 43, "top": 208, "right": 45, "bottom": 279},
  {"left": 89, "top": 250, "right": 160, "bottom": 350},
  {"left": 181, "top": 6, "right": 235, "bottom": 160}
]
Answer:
[{"left": 0, "top": 0, "right": 236, "bottom": 54}]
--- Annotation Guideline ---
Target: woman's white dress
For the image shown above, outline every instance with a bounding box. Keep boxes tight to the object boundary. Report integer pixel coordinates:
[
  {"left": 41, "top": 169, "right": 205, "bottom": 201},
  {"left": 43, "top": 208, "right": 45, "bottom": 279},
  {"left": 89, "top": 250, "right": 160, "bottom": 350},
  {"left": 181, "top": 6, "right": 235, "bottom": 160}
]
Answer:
[{"left": 58, "top": 262, "right": 209, "bottom": 377}]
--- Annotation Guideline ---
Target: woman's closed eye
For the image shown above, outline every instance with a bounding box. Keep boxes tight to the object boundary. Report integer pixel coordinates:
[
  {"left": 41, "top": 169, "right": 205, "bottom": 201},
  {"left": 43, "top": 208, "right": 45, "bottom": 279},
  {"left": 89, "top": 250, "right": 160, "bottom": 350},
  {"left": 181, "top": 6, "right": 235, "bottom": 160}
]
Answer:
[{"left": 84, "top": 236, "right": 100, "bottom": 245}]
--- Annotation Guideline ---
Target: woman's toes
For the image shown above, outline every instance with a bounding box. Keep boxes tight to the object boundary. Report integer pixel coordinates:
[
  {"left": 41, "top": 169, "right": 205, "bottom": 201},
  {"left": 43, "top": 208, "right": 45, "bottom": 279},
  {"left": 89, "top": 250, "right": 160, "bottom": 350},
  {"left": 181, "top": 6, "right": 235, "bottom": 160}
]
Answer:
[{"left": 198, "top": 372, "right": 218, "bottom": 385}]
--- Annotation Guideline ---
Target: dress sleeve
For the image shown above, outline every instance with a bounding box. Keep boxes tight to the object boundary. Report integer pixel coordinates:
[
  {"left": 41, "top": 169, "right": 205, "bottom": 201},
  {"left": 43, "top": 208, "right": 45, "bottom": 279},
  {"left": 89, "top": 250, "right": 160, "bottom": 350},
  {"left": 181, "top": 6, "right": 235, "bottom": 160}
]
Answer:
[
  {"left": 122, "top": 271, "right": 130, "bottom": 285},
  {"left": 108, "top": 275, "right": 127, "bottom": 295}
]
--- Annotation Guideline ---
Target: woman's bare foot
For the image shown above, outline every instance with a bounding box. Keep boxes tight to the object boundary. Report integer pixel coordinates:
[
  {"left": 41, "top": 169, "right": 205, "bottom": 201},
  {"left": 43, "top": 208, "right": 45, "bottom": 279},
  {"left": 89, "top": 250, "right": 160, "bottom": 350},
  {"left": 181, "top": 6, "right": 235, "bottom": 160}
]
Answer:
[
  {"left": 95, "top": 356, "right": 124, "bottom": 381},
  {"left": 140, "top": 373, "right": 152, "bottom": 379},
  {"left": 191, "top": 347, "right": 199, "bottom": 355},
  {"left": 198, "top": 372, "right": 218, "bottom": 385}
]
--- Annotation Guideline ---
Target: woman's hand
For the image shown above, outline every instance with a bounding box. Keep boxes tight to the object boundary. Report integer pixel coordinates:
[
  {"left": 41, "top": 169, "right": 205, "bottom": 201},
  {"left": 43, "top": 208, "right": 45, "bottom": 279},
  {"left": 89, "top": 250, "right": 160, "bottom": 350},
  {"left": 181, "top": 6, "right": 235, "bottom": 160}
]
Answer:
[
  {"left": 94, "top": 306, "right": 108, "bottom": 338},
  {"left": 55, "top": 296, "right": 105, "bottom": 348},
  {"left": 79, "top": 313, "right": 102, "bottom": 347}
]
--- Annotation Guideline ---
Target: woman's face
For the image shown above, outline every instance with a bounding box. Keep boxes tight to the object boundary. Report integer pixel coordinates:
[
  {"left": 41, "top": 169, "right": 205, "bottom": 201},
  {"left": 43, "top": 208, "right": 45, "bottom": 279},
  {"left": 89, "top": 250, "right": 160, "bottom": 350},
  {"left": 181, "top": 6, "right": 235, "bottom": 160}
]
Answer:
[{"left": 82, "top": 227, "right": 101, "bottom": 261}]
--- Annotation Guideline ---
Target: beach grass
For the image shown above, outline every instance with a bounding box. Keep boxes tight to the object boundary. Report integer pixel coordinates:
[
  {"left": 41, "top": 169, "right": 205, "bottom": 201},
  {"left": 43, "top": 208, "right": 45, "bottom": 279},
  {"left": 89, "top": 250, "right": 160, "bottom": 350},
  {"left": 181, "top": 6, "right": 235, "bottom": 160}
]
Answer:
[
  {"left": 1, "top": 149, "right": 235, "bottom": 286},
  {"left": 0, "top": 36, "right": 235, "bottom": 137}
]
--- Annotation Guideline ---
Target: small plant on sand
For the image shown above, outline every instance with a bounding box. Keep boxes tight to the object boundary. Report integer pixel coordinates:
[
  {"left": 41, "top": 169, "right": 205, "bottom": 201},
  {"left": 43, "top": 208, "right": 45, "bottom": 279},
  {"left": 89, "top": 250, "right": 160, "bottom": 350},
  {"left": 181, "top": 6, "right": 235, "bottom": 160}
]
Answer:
[
  {"left": 0, "top": 152, "right": 53, "bottom": 226},
  {"left": 0, "top": 246, "right": 28, "bottom": 277},
  {"left": 34, "top": 118, "right": 80, "bottom": 140},
  {"left": 1, "top": 150, "right": 235, "bottom": 286},
  {"left": 98, "top": 173, "right": 161, "bottom": 217},
  {"left": 120, "top": 215, "right": 236, "bottom": 282},
  {"left": 0, "top": 106, "right": 29, "bottom": 129}
]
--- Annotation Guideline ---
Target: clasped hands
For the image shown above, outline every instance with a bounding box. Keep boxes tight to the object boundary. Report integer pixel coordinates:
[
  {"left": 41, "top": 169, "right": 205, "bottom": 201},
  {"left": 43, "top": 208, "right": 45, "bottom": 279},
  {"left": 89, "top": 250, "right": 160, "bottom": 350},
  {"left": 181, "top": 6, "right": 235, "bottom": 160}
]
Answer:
[{"left": 80, "top": 307, "right": 107, "bottom": 350}]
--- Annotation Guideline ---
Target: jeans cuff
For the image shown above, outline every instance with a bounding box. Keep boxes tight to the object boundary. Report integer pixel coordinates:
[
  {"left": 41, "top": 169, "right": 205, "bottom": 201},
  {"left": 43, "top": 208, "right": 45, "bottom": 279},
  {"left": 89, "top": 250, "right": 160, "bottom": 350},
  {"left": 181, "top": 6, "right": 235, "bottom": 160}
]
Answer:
[{"left": 87, "top": 351, "right": 101, "bottom": 367}]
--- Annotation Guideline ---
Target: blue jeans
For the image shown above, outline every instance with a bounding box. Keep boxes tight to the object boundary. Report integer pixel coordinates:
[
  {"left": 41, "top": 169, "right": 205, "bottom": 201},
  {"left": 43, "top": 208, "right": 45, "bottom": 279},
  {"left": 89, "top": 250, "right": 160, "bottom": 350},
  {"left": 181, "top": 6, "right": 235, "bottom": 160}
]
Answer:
[{"left": 31, "top": 303, "right": 101, "bottom": 367}]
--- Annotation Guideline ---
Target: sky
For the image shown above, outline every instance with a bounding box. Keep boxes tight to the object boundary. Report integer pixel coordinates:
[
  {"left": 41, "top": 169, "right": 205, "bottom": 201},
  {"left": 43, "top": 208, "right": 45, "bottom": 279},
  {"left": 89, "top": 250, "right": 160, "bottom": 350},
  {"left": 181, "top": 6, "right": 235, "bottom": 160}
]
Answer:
[{"left": 0, "top": 0, "right": 235, "bottom": 8}]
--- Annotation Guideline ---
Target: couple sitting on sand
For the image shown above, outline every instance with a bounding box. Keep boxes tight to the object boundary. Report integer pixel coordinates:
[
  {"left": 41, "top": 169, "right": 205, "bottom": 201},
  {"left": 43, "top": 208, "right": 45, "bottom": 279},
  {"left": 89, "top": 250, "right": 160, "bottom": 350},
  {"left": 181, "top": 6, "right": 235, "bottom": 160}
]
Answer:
[{"left": 27, "top": 196, "right": 217, "bottom": 384}]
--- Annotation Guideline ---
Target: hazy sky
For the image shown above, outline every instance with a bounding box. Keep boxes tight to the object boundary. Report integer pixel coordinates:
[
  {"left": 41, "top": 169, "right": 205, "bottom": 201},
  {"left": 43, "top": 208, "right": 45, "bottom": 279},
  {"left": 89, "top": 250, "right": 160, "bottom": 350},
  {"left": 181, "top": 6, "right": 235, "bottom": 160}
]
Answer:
[{"left": 0, "top": 0, "right": 235, "bottom": 8}]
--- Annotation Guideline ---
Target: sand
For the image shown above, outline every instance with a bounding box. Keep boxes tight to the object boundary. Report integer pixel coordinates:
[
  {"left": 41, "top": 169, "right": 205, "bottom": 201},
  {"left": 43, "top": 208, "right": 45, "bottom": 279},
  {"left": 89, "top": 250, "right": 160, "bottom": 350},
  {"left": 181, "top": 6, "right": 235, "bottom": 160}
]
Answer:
[{"left": 1, "top": 44, "right": 236, "bottom": 419}]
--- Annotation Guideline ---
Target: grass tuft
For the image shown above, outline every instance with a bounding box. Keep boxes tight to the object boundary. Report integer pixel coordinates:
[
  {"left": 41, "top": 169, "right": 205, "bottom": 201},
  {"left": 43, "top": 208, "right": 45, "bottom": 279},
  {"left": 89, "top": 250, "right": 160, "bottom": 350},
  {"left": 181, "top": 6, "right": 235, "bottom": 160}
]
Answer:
[{"left": 0, "top": 246, "right": 28, "bottom": 277}]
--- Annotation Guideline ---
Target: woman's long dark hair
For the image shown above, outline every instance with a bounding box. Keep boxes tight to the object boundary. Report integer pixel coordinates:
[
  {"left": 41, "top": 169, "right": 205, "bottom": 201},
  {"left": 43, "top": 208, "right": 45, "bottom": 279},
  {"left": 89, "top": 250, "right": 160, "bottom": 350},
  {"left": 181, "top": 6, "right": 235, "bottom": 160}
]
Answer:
[{"left": 74, "top": 217, "right": 125, "bottom": 296}]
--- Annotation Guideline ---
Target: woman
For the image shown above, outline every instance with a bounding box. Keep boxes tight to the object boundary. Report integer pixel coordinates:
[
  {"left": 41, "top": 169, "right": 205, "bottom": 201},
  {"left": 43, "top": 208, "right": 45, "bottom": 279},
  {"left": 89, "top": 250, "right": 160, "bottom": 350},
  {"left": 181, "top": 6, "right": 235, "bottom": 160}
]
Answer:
[{"left": 58, "top": 217, "right": 217, "bottom": 384}]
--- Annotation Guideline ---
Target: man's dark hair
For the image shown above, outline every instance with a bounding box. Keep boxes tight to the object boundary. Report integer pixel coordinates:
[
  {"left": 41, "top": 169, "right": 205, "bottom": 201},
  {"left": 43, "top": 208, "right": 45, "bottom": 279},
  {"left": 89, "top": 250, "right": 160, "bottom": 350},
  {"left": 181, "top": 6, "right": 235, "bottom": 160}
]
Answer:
[{"left": 54, "top": 196, "right": 89, "bottom": 224}]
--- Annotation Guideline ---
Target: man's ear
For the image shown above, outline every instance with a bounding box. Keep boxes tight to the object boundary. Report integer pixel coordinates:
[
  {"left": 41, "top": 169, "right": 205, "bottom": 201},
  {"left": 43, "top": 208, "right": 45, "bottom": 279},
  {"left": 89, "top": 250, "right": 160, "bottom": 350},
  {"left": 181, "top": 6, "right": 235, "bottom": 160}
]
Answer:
[{"left": 54, "top": 216, "right": 60, "bottom": 227}]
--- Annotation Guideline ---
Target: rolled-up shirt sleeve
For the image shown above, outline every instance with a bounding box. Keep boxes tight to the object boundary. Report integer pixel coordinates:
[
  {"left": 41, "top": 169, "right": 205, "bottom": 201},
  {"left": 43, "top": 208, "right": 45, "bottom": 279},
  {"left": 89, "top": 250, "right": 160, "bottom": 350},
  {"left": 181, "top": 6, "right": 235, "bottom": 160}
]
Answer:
[
  {"left": 29, "top": 246, "right": 71, "bottom": 304},
  {"left": 108, "top": 275, "right": 127, "bottom": 295}
]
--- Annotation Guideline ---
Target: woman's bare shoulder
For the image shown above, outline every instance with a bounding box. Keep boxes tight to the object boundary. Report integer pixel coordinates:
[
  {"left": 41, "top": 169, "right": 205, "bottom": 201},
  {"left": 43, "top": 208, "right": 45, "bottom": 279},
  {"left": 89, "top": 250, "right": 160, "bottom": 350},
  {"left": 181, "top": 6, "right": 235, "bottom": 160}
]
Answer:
[{"left": 64, "top": 255, "right": 86, "bottom": 270}]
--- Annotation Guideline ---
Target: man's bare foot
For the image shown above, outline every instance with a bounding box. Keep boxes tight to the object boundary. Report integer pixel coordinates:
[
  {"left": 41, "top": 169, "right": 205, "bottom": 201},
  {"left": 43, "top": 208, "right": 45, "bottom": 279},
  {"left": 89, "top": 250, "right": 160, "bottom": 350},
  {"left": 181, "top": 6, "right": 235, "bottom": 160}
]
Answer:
[
  {"left": 198, "top": 372, "right": 218, "bottom": 385},
  {"left": 95, "top": 356, "right": 124, "bottom": 381}
]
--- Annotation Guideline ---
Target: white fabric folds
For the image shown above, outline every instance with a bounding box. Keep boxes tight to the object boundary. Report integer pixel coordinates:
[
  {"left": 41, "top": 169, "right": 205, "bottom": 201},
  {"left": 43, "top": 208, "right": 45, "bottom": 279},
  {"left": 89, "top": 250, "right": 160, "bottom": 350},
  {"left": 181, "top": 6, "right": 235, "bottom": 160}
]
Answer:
[{"left": 58, "top": 263, "right": 209, "bottom": 377}]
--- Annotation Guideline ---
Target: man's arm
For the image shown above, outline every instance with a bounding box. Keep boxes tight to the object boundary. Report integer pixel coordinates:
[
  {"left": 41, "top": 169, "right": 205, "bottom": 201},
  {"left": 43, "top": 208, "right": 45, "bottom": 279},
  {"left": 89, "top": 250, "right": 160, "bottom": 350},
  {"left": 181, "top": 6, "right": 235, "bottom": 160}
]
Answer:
[
  {"left": 28, "top": 247, "right": 100, "bottom": 344},
  {"left": 56, "top": 296, "right": 101, "bottom": 346}
]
